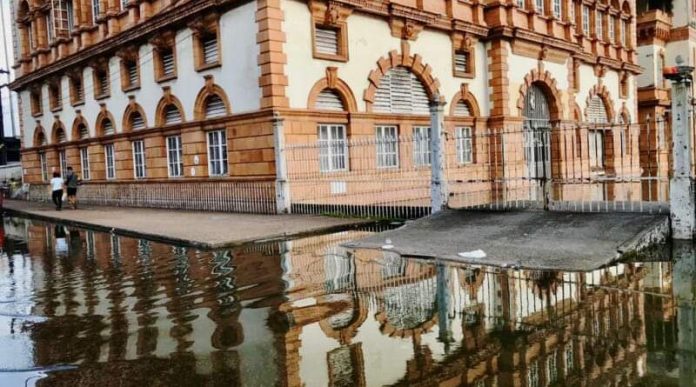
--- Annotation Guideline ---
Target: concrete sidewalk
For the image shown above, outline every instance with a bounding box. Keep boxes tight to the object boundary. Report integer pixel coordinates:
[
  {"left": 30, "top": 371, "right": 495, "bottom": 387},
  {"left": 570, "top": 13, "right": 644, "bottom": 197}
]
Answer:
[{"left": 3, "top": 200, "right": 369, "bottom": 249}]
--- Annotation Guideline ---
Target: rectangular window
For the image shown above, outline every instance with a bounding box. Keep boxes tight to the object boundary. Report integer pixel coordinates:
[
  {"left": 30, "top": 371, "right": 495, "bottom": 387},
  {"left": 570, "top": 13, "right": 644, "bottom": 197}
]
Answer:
[
  {"left": 66, "top": 1, "right": 74, "bottom": 32},
  {"left": 80, "top": 147, "right": 90, "bottom": 180},
  {"left": 92, "top": 0, "right": 100, "bottom": 22},
  {"left": 30, "top": 90, "right": 42, "bottom": 116},
  {"left": 59, "top": 149, "right": 67, "bottom": 178},
  {"left": 517, "top": 0, "right": 525, "bottom": 8},
  {"left": 121, "top": 0, "right": 129, "bottom": 10},
  {"left": 94, "top": 68, "right": 110, "bottom": 98},
  {"left": 123, "top": 59, "right": 139, "bottom": 89},
  {"left": 375, "top": 126, "right": 398, "bottom": 168},
  {"left": 46, "top": 14, "right": 54, "bottom": 44},
  {"left": 413, "top": 126, "right": 431, "bottom": 167},
  {"left": 207, "top": 130, "right": 228, "bottom": 176},
  {"left": 49, "top": 83, "right": 61, "bottom": 111},
  {"left": 159, "top": 47, "right": 176, "bottom": 79},
  {"left": 105, "top": 144, "right": 116, "bottom": 180},
  {"left": 553, "top": 0, "right": 561, "bottom": 18},
  {"left": 453, "top": 51, "right": 471, "bottom": 76},
  {"left": 582, "top": 6, "right": 590, "bottom": 35},
  {"left": 569, "top": 0, "right": 575, "bottom": 22},
  {"left": 608, "top": 16, "right": 615, "bottom": 43},
  {"left": 70, "top": 75, "right": 84, "bottom": 104},
  {"left": 588, "top": 130, "right": 605, "bottom": 170},
  {"left": 535, "top": 0, "right": 544, "bottom": 13},
  {"left": 166, "top": 135, "right": 184, "bottom": 178},
  {"left": 202, "top": 34, "right": 219, "bottom": 65},
  {"left": 318, "top": 124, "right": 348, "bottom": 172},
  {"left": 595, "top": 11, "right": 603, "bottom": 39},
  {"left": 40, "top": 152, "right": 48, "bottom": 182},
  {"left": 623, "top": 20, "right": 629, "bottom": 47},
  {"left": 132, "top": 140, "right": 146, "bottom": 179},
  {"left": 315, "top": 26, "right": 339, "bottom": 56},
  {"left": 456, "top": 127, "right": 473, "bottom": 164}
]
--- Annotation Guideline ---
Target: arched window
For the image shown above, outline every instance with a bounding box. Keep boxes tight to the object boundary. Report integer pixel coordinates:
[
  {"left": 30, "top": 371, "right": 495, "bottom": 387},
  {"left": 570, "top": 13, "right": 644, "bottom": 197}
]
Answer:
[
  {"left": 164, "top": 104, "right": 182, "bottom": 125},
  {"left": 36, "top": 131, "right": 47, "bottom": 147},
  {"left": 314, "top": 89, "right": 344, "bottom": 111},
  {"left": 453, "top": 100, "right": 472, "bottom": 117},
  {"left": 130, "top": 111, "right": 146, "bottom": 130},
  {"left": 55, "top": 127, "right": 66, "bottom": 143},
  {"left": 374, "top": 67, "right": 430, "bottom": 115},
  {"left": 102, "top": 118, "right": 115, "bottom": 135},
  {"left": 204, "top": 95, "right": 226, "bottom": 118},
  {"left": 78, "top": 123, "right": 89, "bottom": 139},
  {"left": 587, "top": 96, "right": 609, "bottom": 123}
]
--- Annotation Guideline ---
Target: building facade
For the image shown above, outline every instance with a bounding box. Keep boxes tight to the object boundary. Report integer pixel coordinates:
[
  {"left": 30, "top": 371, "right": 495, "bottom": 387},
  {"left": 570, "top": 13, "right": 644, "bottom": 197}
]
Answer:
[{"left": 10, "top": 0, "right": 641, "bottom": 213}]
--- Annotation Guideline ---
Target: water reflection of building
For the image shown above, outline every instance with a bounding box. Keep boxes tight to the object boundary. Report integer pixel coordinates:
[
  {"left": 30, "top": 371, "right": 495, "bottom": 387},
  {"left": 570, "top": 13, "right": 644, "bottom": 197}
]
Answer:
[{"left": 3, "top": 218, "right": 688, "bottom": 386}]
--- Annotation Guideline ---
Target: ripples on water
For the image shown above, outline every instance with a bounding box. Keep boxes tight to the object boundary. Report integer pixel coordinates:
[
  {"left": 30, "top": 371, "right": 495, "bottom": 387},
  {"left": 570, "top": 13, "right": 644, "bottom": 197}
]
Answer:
[{"left": 0, "top": 216, "right": 693, "bottom": 386}]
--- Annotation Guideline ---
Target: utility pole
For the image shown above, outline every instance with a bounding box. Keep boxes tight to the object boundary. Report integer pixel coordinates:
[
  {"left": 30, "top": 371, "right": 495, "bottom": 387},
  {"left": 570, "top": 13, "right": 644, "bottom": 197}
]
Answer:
[{"left": 665, "top": 57, "right": 695, "bottom": 239}]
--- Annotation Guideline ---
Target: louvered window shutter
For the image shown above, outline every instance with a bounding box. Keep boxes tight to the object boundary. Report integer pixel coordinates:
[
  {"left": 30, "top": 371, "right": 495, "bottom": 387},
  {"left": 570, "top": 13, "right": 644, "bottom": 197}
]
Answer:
[
  {"left": 315, "top": 89, "right": 344, "bottom": 111},
  {"left": 102, "top": 119, "right": 114, "bottom": 135},
  {"left": 164, "top": 105, "right": 182, "bottom": 125},
  {"left": 454, "top": 100, "right": 471, "bottom": 117},
  {"left": 79, "top": 124, "right": 89, "bottom": 139},
  {"left": 374, "top": 67, "right": 430, "bottom": 115},
  {"left": 454, "top": 52, "right": 469, "bottom": 73},
  {"left": 587, "top": 97, "right": 608, "bottom": 124},
  {"left": 205, "top": 95, "right": 226, "bottom": 118},
  {"left": 131, "top": 112, "right": 145, "bottom": 130},
  {"left": 127, "top": 62, "right": 138, "bottom": 86},
  {"left": 162, "top": 50, "right": 175, "bottom": 76},
  {"left": 57, "top": 129, "right": 66, "bottom": 143},
  {"left": 202, "top": 36, "right": 218, "bottom": 64},
  {"left": 99, "top": 72, "right": 109, "bottom": 95},
  {"left": 315, "top": 26, "right": 339, "bottom": 55}
]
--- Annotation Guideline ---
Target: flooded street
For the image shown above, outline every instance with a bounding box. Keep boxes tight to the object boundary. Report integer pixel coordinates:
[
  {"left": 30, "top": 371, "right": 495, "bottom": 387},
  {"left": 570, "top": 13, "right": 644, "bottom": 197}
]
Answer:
[{"left": 0, "top": 216, "right": 693, "bottom": 386}]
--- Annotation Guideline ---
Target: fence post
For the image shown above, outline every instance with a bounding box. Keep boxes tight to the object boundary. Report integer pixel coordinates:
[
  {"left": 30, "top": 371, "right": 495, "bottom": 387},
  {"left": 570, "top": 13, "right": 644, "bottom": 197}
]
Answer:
[
  {"left": 430, "top": 96, "right": 448, "bottom": 213},
  {"left": 667, "top": 60, "right": 695, "bottom": 239},
  {"left": 273, "top": 113, "right": 291, "bottom": 214}
]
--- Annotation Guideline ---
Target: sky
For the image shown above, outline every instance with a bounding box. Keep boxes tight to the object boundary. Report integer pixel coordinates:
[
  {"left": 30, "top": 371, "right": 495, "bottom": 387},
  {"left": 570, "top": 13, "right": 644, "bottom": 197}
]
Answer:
[{"left": 0, "top": 0, "right": 20, "bottom": 138}]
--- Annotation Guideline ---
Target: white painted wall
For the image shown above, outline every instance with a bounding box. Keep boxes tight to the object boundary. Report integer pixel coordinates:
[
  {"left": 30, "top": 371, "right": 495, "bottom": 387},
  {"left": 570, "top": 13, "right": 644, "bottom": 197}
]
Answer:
[
  {"left": 20, "top": 1, "right": 261, "bottom": 147},
  {"left": 282, "top": 0, "right": 489, "bottom": 116},
  {"left": 636, "top": 45, "right": 658, "bottom": 88}
]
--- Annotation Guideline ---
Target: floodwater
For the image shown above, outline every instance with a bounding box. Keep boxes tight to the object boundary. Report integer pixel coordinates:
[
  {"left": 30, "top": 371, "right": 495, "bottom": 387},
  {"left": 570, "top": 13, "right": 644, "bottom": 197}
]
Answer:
[{"left": 0, "top": 217, "right": 693, "bottom": 387}]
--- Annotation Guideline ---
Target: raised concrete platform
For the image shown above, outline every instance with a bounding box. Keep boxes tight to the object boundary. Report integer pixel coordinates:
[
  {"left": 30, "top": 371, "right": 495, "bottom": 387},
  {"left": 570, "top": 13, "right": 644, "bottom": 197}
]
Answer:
[
  {"left": 3, "top": 200, "right": 368, "bottom": 249},
  {"left": 343, "top": 209, "right": 670, "bottom": 271}
]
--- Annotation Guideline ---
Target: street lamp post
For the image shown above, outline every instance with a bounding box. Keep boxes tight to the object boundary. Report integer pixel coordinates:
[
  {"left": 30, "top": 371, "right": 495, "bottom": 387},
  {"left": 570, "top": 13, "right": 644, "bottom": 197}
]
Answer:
[{"left": 0, "top": 69, "right": 8, "bottom": 166}]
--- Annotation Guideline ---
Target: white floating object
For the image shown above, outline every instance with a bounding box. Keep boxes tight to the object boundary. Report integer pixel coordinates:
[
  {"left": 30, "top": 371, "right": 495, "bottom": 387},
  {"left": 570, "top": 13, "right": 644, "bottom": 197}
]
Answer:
[
  {"left": 458, "top": 250, "right": 487, "bottom": 259},
  {"left": 382, "top": 244, "right": 394, "bottom": 250}
]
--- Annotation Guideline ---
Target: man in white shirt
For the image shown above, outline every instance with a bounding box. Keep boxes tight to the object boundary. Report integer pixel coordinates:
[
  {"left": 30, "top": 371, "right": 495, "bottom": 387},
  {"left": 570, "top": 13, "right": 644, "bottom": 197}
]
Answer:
[{"left": 49, "top": 171, "right": 65, "bottom": 211}]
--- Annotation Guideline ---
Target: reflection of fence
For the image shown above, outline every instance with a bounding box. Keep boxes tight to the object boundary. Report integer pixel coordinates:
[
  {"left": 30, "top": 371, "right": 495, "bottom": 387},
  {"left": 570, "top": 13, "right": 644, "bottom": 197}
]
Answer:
[
  {"left": 28, "top": 180, "right": 277, "bottom": 214},
  {"left": 285, "top": 123, "right": 668, "bottom": 218}
]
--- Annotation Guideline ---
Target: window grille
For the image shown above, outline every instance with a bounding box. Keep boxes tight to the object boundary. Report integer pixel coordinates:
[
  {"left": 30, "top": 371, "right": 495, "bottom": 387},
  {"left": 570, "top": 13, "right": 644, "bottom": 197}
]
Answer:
[
  {"left": 127, "top": 61, "right": 138, "bottom": 86},
  {"left": 315, "top": 26, "right": 339, "bottom": 55},
  {"left": 80, "top": 147, "right": 90, "bottom": 180},
  {"left": 413, "top": 126, "right": 431, "bottom": 166},
  {"left": 161, "top": 49, "right": 175, "bottom": 76},
  {"left": 375, "top": 126, "right": 398, "bottom": 168},
  {"left": 132, "top": 140, "right": 146, "bottom": 179},
  {"left": 454, "top": 51, "right": 470, "bottom": 74},
  {"left": 456, "top": 127, "right": 473, "bottom": 164},
  {"left": 105, "top": 144, "right": 116, "bottom": 179},
  {"left": 202, "top": 35, "right": 218, "bottom": 65},
  {"left": 318, "top": 124, "right": 348, "bottom": 172},
  {"left": 167, "top": 135, "right": 184, "bottom": 177},
  {"left": 207, "top": 130, "right": 228, "bottom": 176}
]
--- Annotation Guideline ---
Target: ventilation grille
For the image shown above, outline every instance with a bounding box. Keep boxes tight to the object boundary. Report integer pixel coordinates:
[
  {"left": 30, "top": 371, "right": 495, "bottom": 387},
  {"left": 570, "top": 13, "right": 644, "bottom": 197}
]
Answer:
[{"left": 315, "top": 89, "right": 344, "bottom": 111}]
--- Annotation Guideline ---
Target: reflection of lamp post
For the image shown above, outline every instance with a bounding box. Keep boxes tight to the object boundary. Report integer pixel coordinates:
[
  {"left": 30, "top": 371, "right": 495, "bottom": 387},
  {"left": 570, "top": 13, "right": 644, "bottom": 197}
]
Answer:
[{"left": 436, "top": 263, "right": 453, "bottom": 352}]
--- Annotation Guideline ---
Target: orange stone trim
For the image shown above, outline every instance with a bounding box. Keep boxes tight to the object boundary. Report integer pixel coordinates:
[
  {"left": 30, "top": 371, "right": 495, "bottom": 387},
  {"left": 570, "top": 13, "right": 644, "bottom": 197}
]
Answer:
[
  {"left": 154, "top": 87, "right": 186, "bottom": 127},
  {"left": 449, "top": 83, "right": 482, "bottom": 117},
  {"left": 95, "top": 105, "right": 117, "bottom": 137},
  {"left": 122, "top": 96, "right": 148, "bottom": 132},
  {"left": 257, "top": 0, "right": 289, "bottom": 109},
  {"left": 363, "top": 42, "right": 443, "bottom": 112},
  {"left": 193, "top": 75, "right": 232, "bottom": 120},
  {"left": 307, "top": 67, "right": 358, "bottom": 112},
  {"left": 516, "top": 68, "right": 565, "bottom": 120},
  {"left": 584, "top": 83, "right": 616, "bottom": 122},
  {"left": 71, "top": 113, "right": 90, "bottom": 140}
]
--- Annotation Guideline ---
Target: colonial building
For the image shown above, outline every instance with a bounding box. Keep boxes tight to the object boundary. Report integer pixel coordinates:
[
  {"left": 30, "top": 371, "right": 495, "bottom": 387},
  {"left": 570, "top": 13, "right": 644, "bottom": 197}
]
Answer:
[{"left": 10, "top": 0, "right": 641, "bottom": 213}]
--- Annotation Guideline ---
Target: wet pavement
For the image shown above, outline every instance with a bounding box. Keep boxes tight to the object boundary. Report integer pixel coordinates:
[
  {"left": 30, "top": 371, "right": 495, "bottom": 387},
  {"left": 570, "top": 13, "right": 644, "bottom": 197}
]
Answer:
[{"left": 0, "top": 215, "right": 693, "bottom": 386}]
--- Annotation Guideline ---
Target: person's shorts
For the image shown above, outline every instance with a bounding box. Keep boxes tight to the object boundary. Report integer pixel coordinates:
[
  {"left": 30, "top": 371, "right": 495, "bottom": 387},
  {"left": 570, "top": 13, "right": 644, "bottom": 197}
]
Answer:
[{"left": 67, "top": 187, "right": 77, "bottom": 196}]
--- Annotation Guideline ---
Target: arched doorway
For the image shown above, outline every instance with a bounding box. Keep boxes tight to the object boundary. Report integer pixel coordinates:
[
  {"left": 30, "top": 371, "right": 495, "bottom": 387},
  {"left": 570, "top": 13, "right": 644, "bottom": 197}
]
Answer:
[{"left": 523, "top": 84, "right": 552, "bottom": 204}]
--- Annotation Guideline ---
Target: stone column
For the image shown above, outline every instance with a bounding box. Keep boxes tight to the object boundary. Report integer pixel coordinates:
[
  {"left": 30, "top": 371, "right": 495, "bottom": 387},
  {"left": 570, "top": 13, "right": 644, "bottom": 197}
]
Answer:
[
  {"left": 430, "top": 97, "right": 448, "bottom": 213},
  {"left": 273, "top": 114, "right": 290, "bottom": 214}
]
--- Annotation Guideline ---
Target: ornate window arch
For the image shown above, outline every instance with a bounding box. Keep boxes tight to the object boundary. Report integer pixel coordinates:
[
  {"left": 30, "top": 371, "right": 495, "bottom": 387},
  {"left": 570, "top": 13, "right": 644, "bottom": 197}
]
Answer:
[
  {"left": 156, "top": 87, "right": 186, "bottom": 126},
  {"left": 71, "top": 115, "right": 90, "bottom": 140},
  {"left": 123, "top": 99, "right": 148, "bottom": 132},
  {"left": 33, "top": 126, "right": 47, "bottom": 147},
  {"left": 516, "top": 69, "right": 564, "bottom": 121},
  {"left": 584, "top": 84, "right": 615, "bottom": 123},
  {"left": 307, "top": 67, "right": 358, "bottom": 112},
  {"left": 51, "top": 121, "right": 67, "bottom": 144},
  {"left": 193, "top": 76, "right": 231, "bottom": 120},
  {"left": 95, "top": 107, "right": 117, "bottom": 137},
  {"left": 449, "top": 84, "right": 481, "bottom": 117}
]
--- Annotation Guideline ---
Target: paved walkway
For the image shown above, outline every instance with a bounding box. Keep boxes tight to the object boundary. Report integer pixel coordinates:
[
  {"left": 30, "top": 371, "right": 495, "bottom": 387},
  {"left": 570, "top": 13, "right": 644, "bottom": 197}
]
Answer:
[{"left": 3, "top": 200, "right": 368, "bottom": 248}]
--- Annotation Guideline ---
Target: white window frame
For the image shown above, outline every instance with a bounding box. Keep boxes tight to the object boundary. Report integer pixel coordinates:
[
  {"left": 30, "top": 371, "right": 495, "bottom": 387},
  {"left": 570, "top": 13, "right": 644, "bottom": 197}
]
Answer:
[
  {"left": 40, "top": 152, "right": 48, "bottom": 182},
  {"left": 375, "top": 125, "right": 399, "bottom": 169},
  {"left": 166, "top": 135, "right": 184, "bottom": 178},
  {"left": 608, "top": 16, "right": 615, "bottom": 43},
  {"left": 535, "top": 0, "right": 544, "bottom": 13},
  {"left": 553, "top": 0, "right": 562, "bottom": 18},
  {"left": 318, "top": 124, "right": 348, "bottom": 173},
  {"left": 121, "top": 0, "right": 129, "bottom": 10},
  {"left": 80, "top": 147, "right": 90, "bottom": 180},
  {"left": 66, "top": 0, "right": 74, "bottom": 32},
  {"left": 582, "top": 6, "right": 590, "bottom": 35},
  {"left": 588, "top": 130, "right": 605, "bottom": 170},
  {"left": 413, "top": 126, "right": 431, "bottom": 167},
  {"left": 104, "top": 144, "right": 116, "bottom": 180},
  {"left": 92, "top": 0, "right": 100, "bottom": 22},
  {"left": 59, "top": 149, "right": 67, "bottom": 178},
  {"left": 132, "top": 140, "right": 146, "bottom": 179},
  {"left": 517, "top": 0, "right": 525, "bottom": 8},
  {"left": 456, "top": 127, "right": 473, "bottom": 165},
  {"left": 46, "top": 13, "right": 54, "bottom": 44},
  {"left": 595, "top": 10, "right": 603, "bottom": 39},
  {"left": 207, "top": 130, "right": 228, "bottom": 176}
]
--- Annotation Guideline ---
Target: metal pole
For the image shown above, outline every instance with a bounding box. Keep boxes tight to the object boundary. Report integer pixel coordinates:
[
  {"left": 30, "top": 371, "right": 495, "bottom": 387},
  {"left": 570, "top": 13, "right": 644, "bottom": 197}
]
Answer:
[
  {"left": 273, "top": 112, "right": 291, "bottom": 214},
  {"left": 668, "top": 62, "right": 695, "bottom": 240},
  {"left": 430, "top": 96, "right": 448, "bottom": 213}
]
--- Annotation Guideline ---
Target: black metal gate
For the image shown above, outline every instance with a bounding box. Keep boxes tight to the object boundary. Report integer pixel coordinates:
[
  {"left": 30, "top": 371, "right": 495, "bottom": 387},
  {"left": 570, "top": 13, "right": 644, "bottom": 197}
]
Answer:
[{"left": 523, "top": 84, "right": 552, "bottom": 207}]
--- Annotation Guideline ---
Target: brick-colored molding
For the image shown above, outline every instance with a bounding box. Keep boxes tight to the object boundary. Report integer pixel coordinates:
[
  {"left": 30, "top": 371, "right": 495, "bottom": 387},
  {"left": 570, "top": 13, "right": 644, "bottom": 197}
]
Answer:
[
  {"left": 584, "top": 83, "right": 616, "bottom": 122},
  {"left": 487, "top": 40, "right": 509, "bottom": 118},
  {"left": 451, "top": 32, "right": 476, "bottom": 79},
  {"left": 307, "top": 67, "right": 358, "bottom": 112},
  {"left": 449, "top": 83, "right": 482, "bottom": 117},
  {"left": 308, "top": 0, "right": 352, "bottom": 62},
  {"left": 317, "top": 300, "right": 368, "bottom": 345},
  {"left": 257, "top": 0, "right": 289, "bottom": 109},
  {"left": 375, "top": 309, "right": 437, "bottom": 339},
  {"left": 94, "top": 105, "right": 117, "bottom": 137},
  {"left": 51, "top": 119, "right": 67, "bottom": 144},
  {"left": 193, "top": 75, "right": 232, "bottom": 120},
  {"left": 71, "top": 113, "right": 90, "bottom": 140},
  {"left": 516, "top": 68, "right": 565, "bottom": 120},
  {"left": 155, "top": 87, "right": 186, "bottom": 126},
  {"left": 363, "top": 42, "right": 443, "bottom": 112},
  {"left": 123, "top": 96, "right": 149, "bottom": 132}
]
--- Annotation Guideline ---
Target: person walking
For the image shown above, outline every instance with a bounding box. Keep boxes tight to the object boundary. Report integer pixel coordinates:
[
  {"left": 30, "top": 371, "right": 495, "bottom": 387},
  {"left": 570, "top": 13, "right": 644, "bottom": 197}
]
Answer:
[
  {"left": 65, "top": 166, "right": 80, "bottom": 209},
  {"left": 49, "top": 171, "right": 64, "bottom": 211}
]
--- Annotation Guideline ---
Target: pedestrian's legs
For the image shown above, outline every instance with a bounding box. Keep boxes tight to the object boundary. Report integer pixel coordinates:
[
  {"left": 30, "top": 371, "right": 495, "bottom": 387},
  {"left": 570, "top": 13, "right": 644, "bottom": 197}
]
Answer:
[{"left": 51, "top": 190, "right": 61, "bottom": 210}]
